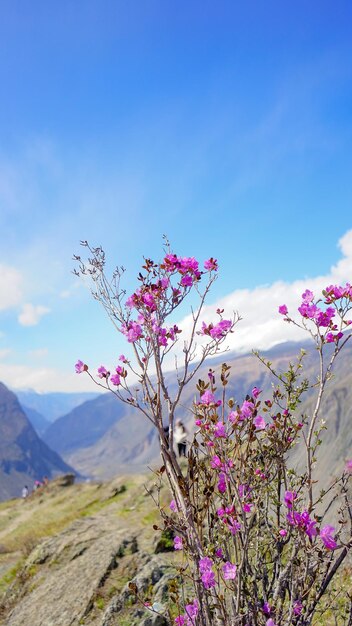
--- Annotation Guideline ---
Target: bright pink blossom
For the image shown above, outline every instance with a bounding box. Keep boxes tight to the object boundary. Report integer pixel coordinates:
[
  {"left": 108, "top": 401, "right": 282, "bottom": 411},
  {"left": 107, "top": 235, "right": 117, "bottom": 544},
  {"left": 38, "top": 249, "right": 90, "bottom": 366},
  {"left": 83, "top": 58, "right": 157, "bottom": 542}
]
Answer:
[
  {"left": 174, "top": 536, "right": 183, "bottom": 550},
  {"left": 97, "top": 365, "right": 108, "bottom": 379},
  {"left": 320, "top": 525, "right": 337, "bottom": 550},
  {"left": 170, "top": 499, "right": 178, "bottom": 512},
  {"left": 222, "top": 561, "right": 237, "bottom": 580},
  {"left": 204, "top": 258, "right": 218, "bottom": 271},
  {"left": 199, "top": 557, "right": 213, "bottom": 572},
  {"left": 293, "top": 601, "right": 303, "bottom": 615},
  {"left": 201, "top": 568, "right": 216, "bottom": 589},
  {"left": 214, "top": 422, "right": 227, "bottom": 438},
  {"left": 346, "top": 459, "right": 352, "bottom": 473},
  {"left": 218, "top": 472, "right": 227, "bottom": 493},
  {"left": 181, "top": 275, "right": 193, "bottom": 287},
  {"left": 200, "top": 390, "right": 216, "bottom": 405},
  {"left": 240, "top": 400, "right": 255, "bottom": 418},
  {"left": 252, "top": 386, "right": 262, "bottom": 398},
  {"left": 278, "top": 304, "right": 288, "bottom": 315},
  {"left": 110, "top": 373, "right": 121, "bottom": 386},
  {"left": 284, "top": 490, "right": 297, "bottom": 509},
  {"left": 175, "top": 617, "right": 186, "bottom": 626},
  {"left": 302, "top": 289, "right": 314, "bottom": 303},
  {"left": 254, "top": 415, "right": 266, "bottom": 430},
  {"left": 75, "top": 360, "right": 87, "bottom": 374},
  {"left": 121, "top": 321, "right": 143, "bottom": 343}
]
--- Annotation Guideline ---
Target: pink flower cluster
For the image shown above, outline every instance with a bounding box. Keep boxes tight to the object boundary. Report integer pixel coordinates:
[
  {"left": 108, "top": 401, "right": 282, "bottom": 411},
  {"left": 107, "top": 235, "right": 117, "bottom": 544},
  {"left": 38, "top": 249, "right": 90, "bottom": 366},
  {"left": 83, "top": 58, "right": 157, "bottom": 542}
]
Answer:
[
  {"left": 199, "top": 557, "right": 216, "bottom": 589},
  {"left": 279, "top": 283, "right": 352, "bottom": 343},
  {"left": 323, "top": 282, "right": 352, "bottom": 302},
  {"left": 284, "top": 491, "right": 338, "bottom": 549},
  {"left": 200, "top": 319, "right": 232, "bottom": 339},
  {"left": 174, "top": 599, "right": 199, "bottom": 626}
]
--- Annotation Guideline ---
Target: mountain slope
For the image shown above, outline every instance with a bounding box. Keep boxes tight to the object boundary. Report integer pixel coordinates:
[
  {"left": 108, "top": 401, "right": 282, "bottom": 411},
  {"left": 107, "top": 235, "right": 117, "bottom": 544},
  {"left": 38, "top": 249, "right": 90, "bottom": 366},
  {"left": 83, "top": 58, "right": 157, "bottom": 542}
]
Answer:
[
  {"left": 21, "top": 405, "right": 50, "bottom": 437},
  {"left": 0, "top": 382, "right": 75, "bottom": 501},
  {"left": 15, "top": 390, "right": 99, "bottom": 422},
  {"left": 40, "top": 341, "right": 352, "bottom": 483}
]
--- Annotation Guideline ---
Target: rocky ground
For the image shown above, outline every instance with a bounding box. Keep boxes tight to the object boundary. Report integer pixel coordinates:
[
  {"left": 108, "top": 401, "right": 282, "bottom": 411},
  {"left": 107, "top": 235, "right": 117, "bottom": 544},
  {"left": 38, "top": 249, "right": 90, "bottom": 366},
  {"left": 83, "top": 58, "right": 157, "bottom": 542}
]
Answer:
[{"left": 0, "top": 474, "right": 178, "bottom": 626}]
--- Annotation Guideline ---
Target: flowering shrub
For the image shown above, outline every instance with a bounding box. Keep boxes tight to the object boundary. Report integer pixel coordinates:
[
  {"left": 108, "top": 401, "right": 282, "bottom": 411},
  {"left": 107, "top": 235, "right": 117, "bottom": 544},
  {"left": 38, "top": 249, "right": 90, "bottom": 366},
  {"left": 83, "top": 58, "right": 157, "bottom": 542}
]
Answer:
[{"left": 74, "top": 242, "right": 352, "bottom": 626}]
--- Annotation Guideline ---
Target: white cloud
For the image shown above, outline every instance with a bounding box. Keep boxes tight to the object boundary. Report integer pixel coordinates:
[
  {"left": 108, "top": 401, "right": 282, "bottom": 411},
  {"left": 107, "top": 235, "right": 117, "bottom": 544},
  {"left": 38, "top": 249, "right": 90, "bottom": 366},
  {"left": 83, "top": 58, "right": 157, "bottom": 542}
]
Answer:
[
  {"left": 0, "top": 264, "right": 23, "bottom": 311},
  {"left": 28, "top": 348, "right": 49, "bottom": 359},
  {"left": 0, "top": 348, "right": 11, "bottom": 360},
  {"left": 18, "top": 303, "right": 50, "bottom": 327},
  {"left": 0, "top": 363, "right": 100, "bottom": 394},
  {"left": 176, "top": 229, "right": 352, "bottom": 357}
]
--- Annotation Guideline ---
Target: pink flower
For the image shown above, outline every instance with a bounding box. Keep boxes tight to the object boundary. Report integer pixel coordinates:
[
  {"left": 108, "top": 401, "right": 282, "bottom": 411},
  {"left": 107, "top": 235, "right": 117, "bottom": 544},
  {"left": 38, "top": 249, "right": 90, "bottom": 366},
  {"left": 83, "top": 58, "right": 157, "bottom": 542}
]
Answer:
[
  {"left": 209, "top": 319, "right": 232, "bottom": 339},
  {"left": 240, "top": 400, "right": 255, "bottom": 418},
  {"left": 169, "top": 499, "right": 178, "bottom": 512},
  {"left": 215, "top": 548, "right": 223, "bottom": 558},
  {"left": 284, "top": 490, "right": 297, "bottom": 509},
  {"left": 302, "top": 289, "right": 314, "bottom": 303},
  {"left": 217, "top": 472, "right": 227, "bottom": 493},
  {"left": 200, "top": 390, "right": 216, "bottom": 405},
  {"left": 119, "top": 354, "right": 127, "bottom": 362},
  {"left": 320, "top": 525, "right": 337, "bottom": 550},
  {"left": 278, "top": 304, "right": 288, "bottom": 315},
  {"left": 199, "top": 557, "right": 213, "bottom": 572},
  {"left": 174, "top": 536, "right": 183, "bottom": 550},
  {"left": 279, "top": 529, "right": 287, "bottom": 538},
  {"left": 201, "top": 569, "right": 216, "bottom": 589},
  {"left": 97, "top": 365, "right": 108, "bottom": 379},
  {"left": 262, "top": 602, "right": 271, "bottom": 615},
  {"left": 252, "top": 386, "right": 262, "bottom": 398},
  {"left": 181, "top": 275, "right": 193, "bottom": 287},
  {"left": 110, "top": 373, "right": 121, "bottom": 386},
  {"left": 175, "top": 616, "right": 186, "bottom": 626},
  {"left": 121, "top": 321, "right": 143, "bottom": 343},
  {"left": 346, "top": 459, "right": 352, "bottom": 473},
  {"left": 210, "top": 455, "right": 223, "bottom": 469},
  {"left": 75, "top": 360, "right": 87, "bottom": 374},
  {"left": 185, "top": 599, "right": 199, "bottom": 622},
  {"left": 266, "top": 620, "right": 278, "bottom": 626},
  {"left": 222, "top": 561, "right": 237, "bottom": 580},
  {"left": 204, "top": 258, "right": 218, "bottom": 271},
  {"left": 214, "top": 422, "right": 226, "bottom": 438},
  {"left": 298, "top": 302, "right": 319, "bottom": 319},
  {"left": 293, "top": 601, "right": 303, "bottom": 615},
  {"left": 254, "top": 415, "right": 266, "bottom": 430},
  {"left": 228, "top": 410, "right": 239, "bottom": 423}
]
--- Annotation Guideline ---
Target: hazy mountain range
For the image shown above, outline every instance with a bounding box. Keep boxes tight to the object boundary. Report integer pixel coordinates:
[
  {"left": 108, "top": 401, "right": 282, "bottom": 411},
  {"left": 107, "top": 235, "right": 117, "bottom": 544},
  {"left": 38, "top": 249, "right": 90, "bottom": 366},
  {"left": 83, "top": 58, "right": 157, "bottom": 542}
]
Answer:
[
  {"left": 1, "top": 340, "right": 351, "bottom": 500},
  {"left": 0, "top": 383, "right": 74, "bottom": 500},
  {"left": 41, "top": 340, "right": 352, "bottom": 482}
]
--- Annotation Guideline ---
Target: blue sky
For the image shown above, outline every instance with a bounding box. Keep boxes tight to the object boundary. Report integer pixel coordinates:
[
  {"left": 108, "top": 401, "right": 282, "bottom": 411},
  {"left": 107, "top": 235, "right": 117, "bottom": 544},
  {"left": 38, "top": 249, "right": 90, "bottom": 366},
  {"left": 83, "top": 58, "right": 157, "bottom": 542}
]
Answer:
[{"left": 0, "top": 1, "right": 352, "bottom": 391}]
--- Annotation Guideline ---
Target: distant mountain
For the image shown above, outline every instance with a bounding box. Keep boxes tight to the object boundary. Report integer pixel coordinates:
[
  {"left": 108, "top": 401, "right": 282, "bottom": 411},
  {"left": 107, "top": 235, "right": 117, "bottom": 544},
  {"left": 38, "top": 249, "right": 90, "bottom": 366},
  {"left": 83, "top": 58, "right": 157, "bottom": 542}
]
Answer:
[
  {"left": 0, "top": 382, "right": 75, "bottom": 501},
  {"left": 21, "top": 405, "right": 51, "bottom": 437},
  {"left": 38, "top": 343, "right": 309, "bottom": 477},
  {"left": 15, "top": 389, "right": 99, "bottom": 422},
  {"left": 43, "top": 393, "right": 126, "bottom": 455}
]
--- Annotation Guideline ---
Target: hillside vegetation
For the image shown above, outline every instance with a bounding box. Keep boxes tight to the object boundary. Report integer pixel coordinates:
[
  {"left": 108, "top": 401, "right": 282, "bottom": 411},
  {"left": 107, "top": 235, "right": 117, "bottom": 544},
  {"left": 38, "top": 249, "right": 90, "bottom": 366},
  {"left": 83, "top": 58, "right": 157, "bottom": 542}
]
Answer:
[{"left": 0, "top": 472, "right": 180, "bottom": 626}]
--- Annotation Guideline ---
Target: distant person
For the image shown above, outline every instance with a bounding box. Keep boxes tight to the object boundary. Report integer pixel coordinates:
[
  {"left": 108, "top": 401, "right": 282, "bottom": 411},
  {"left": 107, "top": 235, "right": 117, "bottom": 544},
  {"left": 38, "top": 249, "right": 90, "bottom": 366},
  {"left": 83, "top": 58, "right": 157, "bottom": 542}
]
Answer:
[
  {"left": 34, "top": 480, "right": 42, "bottom": 490},
  {"left": 174, "top": 420, "right": 188, "bottom": 458},
  {"left": 163, "top": 425, "right": 170, "bottom": 447},
  {"left": 22, "top": 485, "right": 29, "bottom": 499},
  {"left": 42, "top": 476, "right": 49, "bottom": 486}
]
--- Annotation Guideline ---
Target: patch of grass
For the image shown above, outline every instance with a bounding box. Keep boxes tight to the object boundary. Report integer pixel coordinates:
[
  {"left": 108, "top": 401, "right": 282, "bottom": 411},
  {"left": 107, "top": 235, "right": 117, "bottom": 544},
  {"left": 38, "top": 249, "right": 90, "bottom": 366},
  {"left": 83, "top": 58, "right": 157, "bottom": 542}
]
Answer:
[{"left": 0, "top": 559, "right": 23, "bottom": 594}]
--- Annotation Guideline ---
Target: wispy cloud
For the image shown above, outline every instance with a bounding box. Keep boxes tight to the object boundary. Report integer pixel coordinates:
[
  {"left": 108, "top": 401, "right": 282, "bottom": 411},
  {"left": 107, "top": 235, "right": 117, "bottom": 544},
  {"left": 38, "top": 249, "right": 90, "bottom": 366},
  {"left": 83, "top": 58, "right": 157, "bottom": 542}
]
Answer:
[
  {"left": 177, "top": 230, "right": 352, "bottom": 356},
  {"left": 28, "top": 348, "right": 49, "bottom": 359},
  {"left": 0, "top": 264, "right": 23, "bottom": 311},
  {"left": 0, "top": 362, "right": 97, "bottom": 394},
  {"left": 18, "top": 303, "right": 50, "bottom": 327}
]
